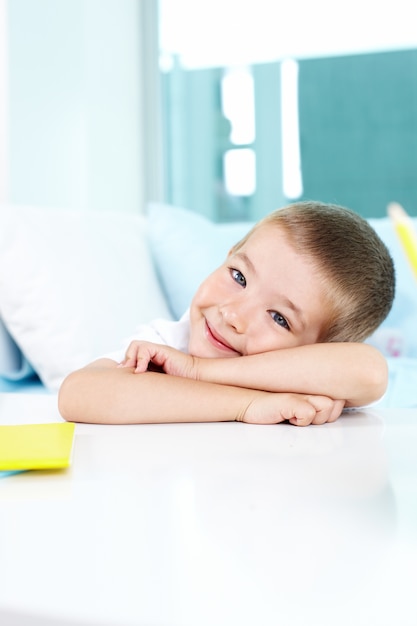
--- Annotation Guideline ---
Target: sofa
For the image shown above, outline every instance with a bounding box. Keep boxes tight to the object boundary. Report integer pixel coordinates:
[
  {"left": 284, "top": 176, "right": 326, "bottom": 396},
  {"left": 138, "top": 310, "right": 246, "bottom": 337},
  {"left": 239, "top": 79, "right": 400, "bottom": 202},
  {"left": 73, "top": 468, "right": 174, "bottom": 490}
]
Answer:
[{"left": 0, "top": 203, "right": 416, "bottom": 407}]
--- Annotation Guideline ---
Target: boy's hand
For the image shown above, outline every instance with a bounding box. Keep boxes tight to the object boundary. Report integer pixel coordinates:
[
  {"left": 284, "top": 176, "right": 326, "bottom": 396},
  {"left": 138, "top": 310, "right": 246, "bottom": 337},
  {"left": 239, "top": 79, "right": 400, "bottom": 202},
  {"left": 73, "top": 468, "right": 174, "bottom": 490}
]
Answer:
[
  {"left": 240, "top": 393, "right": 345, "bottom": 426},
  {"left": 119, "top": 341, "right": 198, "bottom": 379}
]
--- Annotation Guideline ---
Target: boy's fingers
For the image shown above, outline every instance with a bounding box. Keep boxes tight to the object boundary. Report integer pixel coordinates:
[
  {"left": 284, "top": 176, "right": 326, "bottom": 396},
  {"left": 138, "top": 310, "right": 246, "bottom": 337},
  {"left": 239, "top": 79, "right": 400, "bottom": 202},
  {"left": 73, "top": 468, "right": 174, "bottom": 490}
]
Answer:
[
  {"left": 118, "top": 357, "right": 137, "bottom": 368},
  {"left": 286, "top": 397, "right": 316, "bottom": 426},
  {"left": 117, "top": 341, "right": 160, "bottom": 372},
  {"left": 134, "top": 356, "right": 151, "bottom": 373},
  {"left": 306, "top": 397, "right": 345, "bottom": 425},
  {"left": 327, "top": 399, "right": 345, "bottom": 423},
  {"left": 310, "top": 398, "right": 344, "bottom": 425},
  {"left": 288, "top": 415, "right": 314, "bottom": 427}
]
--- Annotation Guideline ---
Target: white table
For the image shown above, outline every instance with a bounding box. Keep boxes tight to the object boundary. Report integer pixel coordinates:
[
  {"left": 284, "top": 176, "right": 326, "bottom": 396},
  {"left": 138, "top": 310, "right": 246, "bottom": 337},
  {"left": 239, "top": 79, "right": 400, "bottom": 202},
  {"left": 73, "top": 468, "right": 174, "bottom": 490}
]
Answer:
[{"left": 0, "top": 392, "right": 416, "bottom": 626}]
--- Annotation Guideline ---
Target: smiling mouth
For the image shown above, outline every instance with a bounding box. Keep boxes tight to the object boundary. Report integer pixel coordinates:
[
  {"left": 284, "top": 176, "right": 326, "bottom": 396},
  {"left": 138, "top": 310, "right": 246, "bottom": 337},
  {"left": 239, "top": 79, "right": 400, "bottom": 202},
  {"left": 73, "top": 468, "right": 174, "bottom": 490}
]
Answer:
[{"left": 205, "top": 321, "right": 241, "bottom": 355}]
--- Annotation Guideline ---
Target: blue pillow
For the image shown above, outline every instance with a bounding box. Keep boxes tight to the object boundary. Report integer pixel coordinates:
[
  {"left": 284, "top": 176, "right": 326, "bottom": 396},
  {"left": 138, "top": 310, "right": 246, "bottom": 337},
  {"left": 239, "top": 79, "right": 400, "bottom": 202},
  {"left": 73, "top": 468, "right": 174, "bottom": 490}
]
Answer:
[
  {"left": 0, "top": 318, "right": 22, "bottom": 376},
  {"left": 367, "top": 217, "right": 417, "bottom": 358},
  {"left": 0, "top": 318, "right": 41, "bottom": 391},
  {"left": 0, "top": 322, "right": 41, "bottom": 392},
  {"left": 147, "top": 203, "right": 253, "bottom": 319},
  {"left": 375, "top": 357, "right": 417, "bottom": 408}
]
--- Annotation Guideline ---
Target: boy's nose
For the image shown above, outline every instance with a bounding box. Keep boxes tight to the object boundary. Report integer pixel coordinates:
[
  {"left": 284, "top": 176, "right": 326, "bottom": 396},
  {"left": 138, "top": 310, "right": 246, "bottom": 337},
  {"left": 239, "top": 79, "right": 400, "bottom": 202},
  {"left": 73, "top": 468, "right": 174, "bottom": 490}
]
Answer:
[{"left": 219, "top": 301, "right": 249, "bottom": 333}]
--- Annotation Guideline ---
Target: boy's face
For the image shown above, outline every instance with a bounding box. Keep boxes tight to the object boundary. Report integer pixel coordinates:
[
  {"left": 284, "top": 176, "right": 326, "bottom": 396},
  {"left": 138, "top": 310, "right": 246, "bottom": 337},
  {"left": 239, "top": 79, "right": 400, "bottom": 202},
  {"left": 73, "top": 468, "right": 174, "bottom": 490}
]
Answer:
[{"left": 188, "top": 225, "right": 331, "bottom": 358}]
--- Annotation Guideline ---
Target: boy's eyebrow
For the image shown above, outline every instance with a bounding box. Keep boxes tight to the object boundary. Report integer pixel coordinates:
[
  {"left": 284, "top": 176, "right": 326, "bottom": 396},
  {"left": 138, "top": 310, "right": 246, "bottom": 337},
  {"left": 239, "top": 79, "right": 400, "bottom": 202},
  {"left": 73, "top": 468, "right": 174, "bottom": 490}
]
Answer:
[
  {"left": 234, "top": 251, "right": 306, "bottom": 329},
  {"left": 280, "top": 296, "right": 306, "bottom": 330},
  {"left": 234, "top": 251, "right": 256, "bottom": 274}
]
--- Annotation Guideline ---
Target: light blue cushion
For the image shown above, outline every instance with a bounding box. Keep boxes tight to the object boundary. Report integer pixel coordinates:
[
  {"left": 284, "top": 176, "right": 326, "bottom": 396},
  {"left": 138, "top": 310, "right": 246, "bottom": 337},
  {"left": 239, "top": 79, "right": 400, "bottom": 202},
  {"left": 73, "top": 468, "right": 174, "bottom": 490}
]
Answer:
[
  {"left": 0, "top": 331, "right": 44, "bottom": 391},
  {"left": 0, "top": 318, "right": 42, "bottom": 390},
  {"left": 0, "top": 318, "right": 22, "bottom": 376},
  {"left": 375, "top": 357, "right": 417, "bottom": 408},
  {"left": 0, "top": 376, "right": 46, "bottom": 393},
  {"left": 367, "top": 217, "right": 417, "bottom": 358},
  {"left": 147, "top": 203, "right": 253, "bottom": 319}
]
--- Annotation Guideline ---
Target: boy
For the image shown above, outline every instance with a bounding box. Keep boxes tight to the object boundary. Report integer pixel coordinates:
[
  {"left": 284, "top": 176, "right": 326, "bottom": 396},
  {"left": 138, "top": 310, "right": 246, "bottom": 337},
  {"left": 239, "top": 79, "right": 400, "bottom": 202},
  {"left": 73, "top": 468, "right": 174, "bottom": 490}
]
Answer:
[{"left": 58, "top": 201, "right": 395, "bottom": 427}]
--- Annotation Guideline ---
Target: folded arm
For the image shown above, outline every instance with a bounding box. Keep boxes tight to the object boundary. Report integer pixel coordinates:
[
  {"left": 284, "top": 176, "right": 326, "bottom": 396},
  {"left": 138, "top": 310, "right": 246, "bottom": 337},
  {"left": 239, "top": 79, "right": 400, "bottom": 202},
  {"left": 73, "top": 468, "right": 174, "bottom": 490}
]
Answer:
[
  {"left": 58, "top": 358, "right": 344, "bottom": 426},
  {"left": 121, "top": 340, "right": 388, "bottom": 407},
  {"left": 195, "top": 342, "right": 388, "bottom": 407}
]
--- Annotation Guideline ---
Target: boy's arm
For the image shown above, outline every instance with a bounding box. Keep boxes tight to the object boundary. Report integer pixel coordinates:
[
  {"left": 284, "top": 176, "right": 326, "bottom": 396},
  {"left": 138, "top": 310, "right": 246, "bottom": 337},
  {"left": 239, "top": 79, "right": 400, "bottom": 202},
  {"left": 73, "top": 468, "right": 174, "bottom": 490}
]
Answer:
[
  {"left": 195, "top": 343, "right": 388, "bottom": 407},
  {"left": 123, "top": 341, "right": 387, "bottom": 408},
  {"left": 58, "top": 358, "right": 344, "bottom": 426}
]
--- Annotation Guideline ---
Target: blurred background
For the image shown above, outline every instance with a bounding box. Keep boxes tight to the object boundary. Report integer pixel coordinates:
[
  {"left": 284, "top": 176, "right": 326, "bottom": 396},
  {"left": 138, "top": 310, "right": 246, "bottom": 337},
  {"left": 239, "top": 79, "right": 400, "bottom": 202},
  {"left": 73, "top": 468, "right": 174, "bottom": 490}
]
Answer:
[{"left": 1, "top": 0, "right": 416, "bottom": 221}]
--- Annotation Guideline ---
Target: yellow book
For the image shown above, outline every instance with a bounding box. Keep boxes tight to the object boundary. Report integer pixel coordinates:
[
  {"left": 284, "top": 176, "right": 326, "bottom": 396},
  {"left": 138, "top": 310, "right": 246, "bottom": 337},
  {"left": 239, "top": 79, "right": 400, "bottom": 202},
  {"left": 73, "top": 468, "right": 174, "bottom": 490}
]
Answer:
[
  {"left": 388, "top": 202, "right": 417, "bottom": 281},
  {"left": 0, "top": 422, "right": 75, "bottom": 471}
]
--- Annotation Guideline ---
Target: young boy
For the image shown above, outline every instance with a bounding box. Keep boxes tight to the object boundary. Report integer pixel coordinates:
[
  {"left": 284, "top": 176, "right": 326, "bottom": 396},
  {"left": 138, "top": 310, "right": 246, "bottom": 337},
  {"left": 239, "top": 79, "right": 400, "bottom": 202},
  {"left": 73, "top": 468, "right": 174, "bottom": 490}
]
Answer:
[{"left": 58, "top": 201, "right": 395, "bottom": 427}]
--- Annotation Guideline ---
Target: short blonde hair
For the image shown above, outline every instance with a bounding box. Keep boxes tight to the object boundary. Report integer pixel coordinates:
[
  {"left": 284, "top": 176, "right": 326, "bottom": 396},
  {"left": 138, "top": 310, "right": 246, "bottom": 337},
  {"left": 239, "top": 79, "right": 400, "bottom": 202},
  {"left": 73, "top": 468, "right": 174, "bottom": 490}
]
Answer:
[{"left": 233, "top": 201, "right": 395, "bottom": 342}]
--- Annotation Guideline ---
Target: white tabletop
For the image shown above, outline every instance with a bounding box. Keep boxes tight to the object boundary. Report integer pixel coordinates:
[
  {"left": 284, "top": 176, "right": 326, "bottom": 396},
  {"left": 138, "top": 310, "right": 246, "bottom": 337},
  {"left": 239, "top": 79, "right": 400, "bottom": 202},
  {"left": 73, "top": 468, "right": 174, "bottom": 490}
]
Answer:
[{"left": 0, "top": 392, "right": 416, "bottom": 626}]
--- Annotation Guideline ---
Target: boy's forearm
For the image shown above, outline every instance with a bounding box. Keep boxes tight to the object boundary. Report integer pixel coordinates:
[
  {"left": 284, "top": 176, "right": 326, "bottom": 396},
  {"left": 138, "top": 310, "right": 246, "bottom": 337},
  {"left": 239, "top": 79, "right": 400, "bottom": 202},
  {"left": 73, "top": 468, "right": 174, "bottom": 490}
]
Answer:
[
  {"left": 58, "top": 359, "right": 254, "bottom": 424},
  {"left": 195, "top": 343, "right": 388, "bottom": 407}
]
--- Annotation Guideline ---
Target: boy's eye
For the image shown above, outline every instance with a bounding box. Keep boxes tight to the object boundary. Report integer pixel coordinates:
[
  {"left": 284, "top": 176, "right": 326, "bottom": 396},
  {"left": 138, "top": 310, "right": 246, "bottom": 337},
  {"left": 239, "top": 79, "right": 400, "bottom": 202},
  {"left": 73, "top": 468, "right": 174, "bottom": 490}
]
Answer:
[
  {"left": 230, "top": 268, "right": 246, "bottom": 287},
  {"left": 269, "top": 310, "right": 290, "bottom": 330}
]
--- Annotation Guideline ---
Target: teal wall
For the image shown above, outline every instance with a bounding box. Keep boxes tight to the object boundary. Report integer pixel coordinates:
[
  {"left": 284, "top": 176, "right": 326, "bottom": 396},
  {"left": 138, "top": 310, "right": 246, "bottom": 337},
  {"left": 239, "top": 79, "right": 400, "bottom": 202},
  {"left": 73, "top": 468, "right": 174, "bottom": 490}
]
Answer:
[{"left": 298, "top": 49, "right": 417, "bottom": 217}]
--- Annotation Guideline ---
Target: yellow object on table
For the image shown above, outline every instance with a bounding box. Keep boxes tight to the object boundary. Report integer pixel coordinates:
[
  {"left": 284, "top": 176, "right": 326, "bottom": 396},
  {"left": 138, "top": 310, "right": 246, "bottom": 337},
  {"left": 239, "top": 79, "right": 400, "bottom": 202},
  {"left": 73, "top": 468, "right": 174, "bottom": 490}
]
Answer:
[
  {"left": 388, "top": 202, "right": 417, "bottom": 281},
  {"left": 0, "top": 422, "right": 75, "bottom": 471}
]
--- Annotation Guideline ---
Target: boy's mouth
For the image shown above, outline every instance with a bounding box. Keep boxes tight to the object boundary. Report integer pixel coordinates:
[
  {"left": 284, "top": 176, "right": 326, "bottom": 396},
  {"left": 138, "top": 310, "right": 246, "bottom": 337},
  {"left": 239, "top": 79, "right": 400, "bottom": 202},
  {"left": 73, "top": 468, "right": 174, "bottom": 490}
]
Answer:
[{"left": 205, "top": 320, "right": 241, "bottom": 355}]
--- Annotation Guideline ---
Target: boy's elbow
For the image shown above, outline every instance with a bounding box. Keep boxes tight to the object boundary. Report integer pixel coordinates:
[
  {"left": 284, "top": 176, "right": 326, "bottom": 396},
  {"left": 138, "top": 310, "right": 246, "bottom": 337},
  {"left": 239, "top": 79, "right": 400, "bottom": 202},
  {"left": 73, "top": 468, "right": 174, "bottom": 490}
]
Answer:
[
  {"left": 58, "top": 373, "right": 78, "bottom": 422},
  {"left": 58, "top": 370, "right": 91, "bottom": 423},
  {"left": 376, "top": 358, "right": 389, "bottom": 399},
  {"left": 58, "top": 359, "right": 121, "bottom": 423},
  {"left": 352, "top": 346, "right": 389, "bottom": 406}
]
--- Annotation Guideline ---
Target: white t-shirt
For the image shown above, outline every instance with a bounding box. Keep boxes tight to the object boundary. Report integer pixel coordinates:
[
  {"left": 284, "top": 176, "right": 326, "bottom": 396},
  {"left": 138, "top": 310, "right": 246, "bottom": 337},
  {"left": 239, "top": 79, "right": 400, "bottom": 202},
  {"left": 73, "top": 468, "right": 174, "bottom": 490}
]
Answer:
[{"left": 103, "top": 310, "right": 190, "bottom": 363}]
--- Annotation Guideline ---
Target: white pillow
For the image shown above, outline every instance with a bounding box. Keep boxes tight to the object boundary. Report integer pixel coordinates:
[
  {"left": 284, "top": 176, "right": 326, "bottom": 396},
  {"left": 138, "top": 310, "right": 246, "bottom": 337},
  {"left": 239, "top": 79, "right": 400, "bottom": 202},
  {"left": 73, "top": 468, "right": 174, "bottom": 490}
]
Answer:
[{"left": 0, "top": 205, "right": 171, "bottom": 390}]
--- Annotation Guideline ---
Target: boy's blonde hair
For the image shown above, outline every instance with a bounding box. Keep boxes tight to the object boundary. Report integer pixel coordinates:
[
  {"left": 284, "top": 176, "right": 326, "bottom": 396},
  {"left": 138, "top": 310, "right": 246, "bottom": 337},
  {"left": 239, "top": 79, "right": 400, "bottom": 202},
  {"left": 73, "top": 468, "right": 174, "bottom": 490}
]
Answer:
[{"left": 234, "top": 201, "right": 395, "bottom": 343}]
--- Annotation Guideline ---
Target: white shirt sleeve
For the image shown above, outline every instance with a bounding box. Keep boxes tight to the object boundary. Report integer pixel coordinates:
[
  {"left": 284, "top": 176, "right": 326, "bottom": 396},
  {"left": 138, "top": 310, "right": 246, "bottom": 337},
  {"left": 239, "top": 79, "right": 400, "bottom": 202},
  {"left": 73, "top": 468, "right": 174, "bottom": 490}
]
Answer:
[{"left": 102, "top": 310, "right": 191, "bottom": 363}]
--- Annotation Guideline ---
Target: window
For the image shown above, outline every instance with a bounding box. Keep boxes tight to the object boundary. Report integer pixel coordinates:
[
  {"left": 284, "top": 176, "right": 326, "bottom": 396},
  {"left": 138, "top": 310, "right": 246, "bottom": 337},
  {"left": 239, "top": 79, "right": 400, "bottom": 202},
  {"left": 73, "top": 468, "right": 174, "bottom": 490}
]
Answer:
[{"left": 158, "top": 0, "right": 417, "bottom": 219}]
